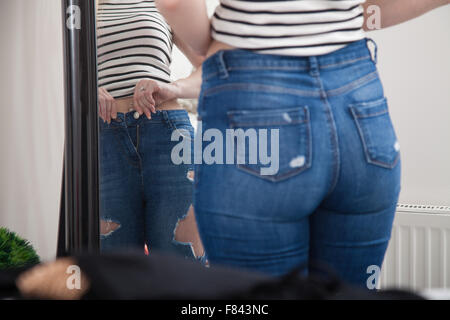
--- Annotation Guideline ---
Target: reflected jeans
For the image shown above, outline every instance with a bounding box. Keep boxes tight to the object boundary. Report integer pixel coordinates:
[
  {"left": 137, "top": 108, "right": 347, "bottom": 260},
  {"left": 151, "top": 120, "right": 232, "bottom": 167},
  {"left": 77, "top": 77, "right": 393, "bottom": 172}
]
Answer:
[
  {"left": 99, "top": 109, "right": 195, "bottom": 259},
  {"left": 194, "top": 39, "right": 401, "bottom": 286}
]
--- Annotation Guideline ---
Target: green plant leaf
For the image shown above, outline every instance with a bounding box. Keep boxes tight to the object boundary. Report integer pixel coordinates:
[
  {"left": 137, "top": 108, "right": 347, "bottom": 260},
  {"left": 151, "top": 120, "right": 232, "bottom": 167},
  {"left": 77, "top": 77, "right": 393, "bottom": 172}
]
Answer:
[{"left": 0, "top": 227, "right": 40, "bottom": 270}]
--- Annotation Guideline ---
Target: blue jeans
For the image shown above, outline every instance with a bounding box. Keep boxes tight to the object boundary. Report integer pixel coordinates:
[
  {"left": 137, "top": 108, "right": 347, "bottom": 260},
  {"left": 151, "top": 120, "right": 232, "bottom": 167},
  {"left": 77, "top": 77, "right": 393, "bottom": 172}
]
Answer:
[
  {"left": 99, "top": 110, "right": 195, "bottom": 259},
  {"left": 194, "top": 39, "right": 401, "bottom": 286}
]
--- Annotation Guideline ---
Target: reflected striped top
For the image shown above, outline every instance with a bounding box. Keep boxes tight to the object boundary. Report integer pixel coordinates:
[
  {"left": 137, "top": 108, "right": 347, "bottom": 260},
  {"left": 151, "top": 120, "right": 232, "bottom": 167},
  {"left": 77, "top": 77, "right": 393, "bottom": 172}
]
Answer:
[
  {"left": 211, "top": 0, "right": 366, "bottom": 56},
  {"left": 96, "top": 0, "right": 173, "bottom": 99}
]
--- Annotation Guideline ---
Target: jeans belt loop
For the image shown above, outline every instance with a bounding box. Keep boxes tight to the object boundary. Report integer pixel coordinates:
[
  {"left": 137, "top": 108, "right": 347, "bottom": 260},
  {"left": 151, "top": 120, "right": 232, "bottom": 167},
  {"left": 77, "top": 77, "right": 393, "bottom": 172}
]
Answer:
[
  {"left": 216, "top": 50, "right": 229, "bottom": 79},
  {"left": 366, "top": 38, "right": 378, "bottom": 65},
  {"left": 308, "top": 56, "right": 320, "bottom": 76},
  {"left": 162, "top": 110, "right": 169, "bottom": 123}
]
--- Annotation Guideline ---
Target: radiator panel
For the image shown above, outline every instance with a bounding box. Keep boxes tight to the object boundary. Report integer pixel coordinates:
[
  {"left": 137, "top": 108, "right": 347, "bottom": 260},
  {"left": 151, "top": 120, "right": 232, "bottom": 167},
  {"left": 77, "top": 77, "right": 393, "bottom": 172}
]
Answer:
[{"left": 380, "top": 204, "right": 450, "bottom": 290}]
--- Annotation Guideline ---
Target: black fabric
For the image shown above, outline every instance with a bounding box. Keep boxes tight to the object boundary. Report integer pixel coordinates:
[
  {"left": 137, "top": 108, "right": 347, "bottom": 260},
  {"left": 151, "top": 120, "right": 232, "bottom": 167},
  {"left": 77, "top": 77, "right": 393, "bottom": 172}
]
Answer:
[
  {"left": 76, "top": 251, "right": 424, "bottom": 300},
  {"left": 77, "top": 250, "right": 271, "bottom": 300},
  {"left": 0, "top": 266, "right": 34, "bottom": 299},
  {"left": 0, "top": 250, "right": 424, "bottom": 300}
]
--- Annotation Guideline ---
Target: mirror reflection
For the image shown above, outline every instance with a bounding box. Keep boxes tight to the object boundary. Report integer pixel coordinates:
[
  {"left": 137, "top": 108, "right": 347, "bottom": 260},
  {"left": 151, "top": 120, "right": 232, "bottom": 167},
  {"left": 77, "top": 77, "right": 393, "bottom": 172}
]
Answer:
[
  {"left": 96, "top": 0, "right": 205, "bottom": 261},
  {"left": 1, "top": 0, "right": 450, "bottom": 302}
]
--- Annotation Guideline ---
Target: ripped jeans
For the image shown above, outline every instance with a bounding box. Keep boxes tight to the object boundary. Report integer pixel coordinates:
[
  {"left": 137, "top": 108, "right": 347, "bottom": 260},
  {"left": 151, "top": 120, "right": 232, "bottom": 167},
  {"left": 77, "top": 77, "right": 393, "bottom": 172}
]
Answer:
[{"left": 99, "top": 109, "right": 196, "bottom": 259}]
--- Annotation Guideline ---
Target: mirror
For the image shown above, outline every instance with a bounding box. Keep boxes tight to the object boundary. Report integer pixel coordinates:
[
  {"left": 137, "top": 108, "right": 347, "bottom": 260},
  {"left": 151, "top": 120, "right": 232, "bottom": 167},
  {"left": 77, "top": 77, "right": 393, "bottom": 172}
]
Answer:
[
  {"left": 95, "top": 0, "right": 205, "bottom": 261},
  {"left": 1, "top": 0, "right": 449, "bottom": 300}
]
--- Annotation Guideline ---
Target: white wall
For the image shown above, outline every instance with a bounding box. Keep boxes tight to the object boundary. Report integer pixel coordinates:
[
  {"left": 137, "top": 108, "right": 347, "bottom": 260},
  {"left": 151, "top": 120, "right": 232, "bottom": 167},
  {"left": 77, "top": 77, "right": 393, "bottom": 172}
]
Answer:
[
  {"left": 0, "top": 0, "right": 65, "bottom": 262},
  {"left": 370, "top": 8, "right": 450, "bottom": 206}
]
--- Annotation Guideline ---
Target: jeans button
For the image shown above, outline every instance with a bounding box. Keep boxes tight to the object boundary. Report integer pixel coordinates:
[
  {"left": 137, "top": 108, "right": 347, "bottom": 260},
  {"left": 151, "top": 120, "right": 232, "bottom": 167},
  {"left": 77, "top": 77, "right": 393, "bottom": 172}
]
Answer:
[{"left": 134, "top": 111, "right": 140, "bottom": 120}]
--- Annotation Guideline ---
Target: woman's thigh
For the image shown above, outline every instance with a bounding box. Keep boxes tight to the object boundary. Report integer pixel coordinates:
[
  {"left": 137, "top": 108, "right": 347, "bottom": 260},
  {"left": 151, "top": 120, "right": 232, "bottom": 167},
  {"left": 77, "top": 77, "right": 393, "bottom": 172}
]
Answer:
[
  {"left": 99, "top": 125, "right": 145, "bottom": 252},
  {"left": 310, "top": 71, "right": 401, "bottom": 287},
  {"left": 194, "top": 76, "right": 332, "bottom": 275},
  {"left": 139, "top": 111, "right": 196, "bottom": 258}
]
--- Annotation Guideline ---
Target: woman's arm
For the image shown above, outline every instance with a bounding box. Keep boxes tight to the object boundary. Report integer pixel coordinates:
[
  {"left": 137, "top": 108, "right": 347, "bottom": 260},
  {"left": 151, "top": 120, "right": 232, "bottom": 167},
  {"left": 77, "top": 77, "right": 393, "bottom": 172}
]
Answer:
[
  {"left": 364, "top": 0, "right": 449, "bottom": 30},
  {"left": 156, "top": 34, "right": 205, "bottom": 103},
  {"left": 173, "top": 33, "right": 205, "bottom": 69},
  {"left": 169, "top": 67, "right": 203, "bottom": 100},
  {"left": 134, "top": 68, "right": 202, "bottom": 113},
  {"left": 156, "top": 0, "right": 211, "bottom": 55}
]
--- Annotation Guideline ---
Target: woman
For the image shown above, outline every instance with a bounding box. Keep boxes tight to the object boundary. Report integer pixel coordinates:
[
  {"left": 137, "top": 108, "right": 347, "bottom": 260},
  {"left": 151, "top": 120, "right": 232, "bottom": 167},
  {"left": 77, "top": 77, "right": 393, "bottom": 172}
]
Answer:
[
  {"left": 156, "top": 0, "right": 449, "bottom": 285},
  {"left": 96, "top": 0, "right": 205, "bottom": 260}
]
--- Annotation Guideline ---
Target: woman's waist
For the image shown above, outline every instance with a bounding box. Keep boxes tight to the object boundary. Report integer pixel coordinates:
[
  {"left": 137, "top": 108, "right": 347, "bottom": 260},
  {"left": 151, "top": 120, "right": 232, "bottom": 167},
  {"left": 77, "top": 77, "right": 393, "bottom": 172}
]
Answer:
[
  {"left": 206, "top": 40, "right": 237, "bottom": 59},
  {"left": 99, "top": 102, "right": 191, "bottom": 131},
  {"left": 202, "top": 39, "right": 372, "bottom": 78},
  {"left": 114, "top": 96, "right": 182, "bottom": 114}
]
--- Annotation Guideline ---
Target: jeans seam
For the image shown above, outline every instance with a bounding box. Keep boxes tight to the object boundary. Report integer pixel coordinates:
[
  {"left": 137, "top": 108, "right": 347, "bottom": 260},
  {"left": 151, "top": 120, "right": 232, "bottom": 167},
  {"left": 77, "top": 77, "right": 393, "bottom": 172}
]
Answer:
[
  {"left": 353, "top": 109, "right": 389, "bottom": 118},
  {"left": 109, "top": 129, "right": 142, "bottom": 168},
  {"left": 203, "top": 82, "right": 320, "bottom": 98},
  {"left": 349, "top": 97, "right": 388, "bottom": 117},
  {"left": 319, "top": 55, "right": 371, "bottom": 69},
  {"left": 349, "top": 106, "right": 400, "bottom": 169},
  {"left": 314, "top": 74, "right": 340, "bottom": 198},
  {"left": 228, "top": 107, "right": 312, "bottom": 182},
  {"left": 367, "top": 155, "right": 400, "bottom": 169},
  {"left": 194, "top": 208, "right": 308, "bottom": 223},
  {"left": 136, "top": 125, "right": 140, "bottom": 152},
  {"left": 235, "top": 162, "right": 311, "bottom": 183},
  {"left": 203, "top": 57, "right": 372, "bottom": 80},
  {"left": 319, "top": 236, "right": 392, "bottom": 248},
  {"left": 229, "top": 119, "right": 306, "bottom": 126},
  {"left": 326, "top": 70, "right": 379, "bottom": 97},
  {"left": 164, "top": 112, "right": 195, "bottom": 142},
  {"left": 228, "top": 66, "right": 309, "bottom": 72},
  {"left": 203, "top": 71, "right": 219, "bottom": 81}
]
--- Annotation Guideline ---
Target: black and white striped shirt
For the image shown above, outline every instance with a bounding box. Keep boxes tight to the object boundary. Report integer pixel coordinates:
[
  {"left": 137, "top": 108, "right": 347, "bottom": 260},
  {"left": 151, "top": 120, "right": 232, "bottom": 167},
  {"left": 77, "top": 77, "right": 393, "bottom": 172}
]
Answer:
[
  {"left": 97, "top": 0, "right": 173, "bottom": 99},
  {"left": 211, "top": 0, "right": 366, "bottom": 56}
]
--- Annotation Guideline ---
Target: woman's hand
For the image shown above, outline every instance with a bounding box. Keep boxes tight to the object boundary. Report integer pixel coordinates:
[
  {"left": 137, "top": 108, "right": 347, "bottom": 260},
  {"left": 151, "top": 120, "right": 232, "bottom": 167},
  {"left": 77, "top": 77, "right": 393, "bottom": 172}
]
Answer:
[
  {"left": 16, "top": 258, "right": 90, "bottom": 300},
  {"left": 153, "top": 82, "right": 181, "bottom": 105},
  {"left": 98, "top": 87, "right": 117, "bottom": 124},
  {"left": 134, "top": 80, "right": 183, "bottom": 118},
  {"left": 133, "top": 79, "right": 159, "bottom": 119},
  {"left": 133, "top": 72, "right": 202, "bottom": 117}
]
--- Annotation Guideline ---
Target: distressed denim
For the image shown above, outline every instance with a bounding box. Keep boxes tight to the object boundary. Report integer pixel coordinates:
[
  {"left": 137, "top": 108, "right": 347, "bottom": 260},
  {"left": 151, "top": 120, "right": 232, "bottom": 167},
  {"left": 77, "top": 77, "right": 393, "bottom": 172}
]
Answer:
[
  {"left": 99, "top": 110, "right": 196, "bottom": 259},
  {"left": 194, "top": 39, "right": 401, "bottom": 286}
]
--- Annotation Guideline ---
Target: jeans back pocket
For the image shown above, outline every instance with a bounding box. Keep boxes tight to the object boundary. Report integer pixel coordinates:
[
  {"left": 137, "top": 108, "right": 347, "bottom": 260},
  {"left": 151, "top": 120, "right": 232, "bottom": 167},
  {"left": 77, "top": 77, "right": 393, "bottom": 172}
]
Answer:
[
  {"left": 350, "top": 98, "right": 400, "bottom": 169},
  {"left": 227, "top": 106, "right": 312, "bottom": 182}
]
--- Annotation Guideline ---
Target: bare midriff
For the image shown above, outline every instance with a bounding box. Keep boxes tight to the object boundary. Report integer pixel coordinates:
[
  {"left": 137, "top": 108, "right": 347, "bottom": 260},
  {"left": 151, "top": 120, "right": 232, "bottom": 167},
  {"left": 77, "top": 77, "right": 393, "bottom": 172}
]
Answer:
[
  {"left": 206, "top": 39, "right": 236, "bottom": 59},
  {"left": 115, "top": 40, "right": 235, "bottom": 114},
  {"left": 114, "top": 96, "right": 181, "bottom": 114}
]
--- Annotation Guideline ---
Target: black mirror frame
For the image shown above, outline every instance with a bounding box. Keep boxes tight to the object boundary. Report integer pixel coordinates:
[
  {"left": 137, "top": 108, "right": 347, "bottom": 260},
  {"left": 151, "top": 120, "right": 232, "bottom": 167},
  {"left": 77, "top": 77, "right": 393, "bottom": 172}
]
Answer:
[{"left": 58, "top": 0, "right": 100, "bottom": 256}]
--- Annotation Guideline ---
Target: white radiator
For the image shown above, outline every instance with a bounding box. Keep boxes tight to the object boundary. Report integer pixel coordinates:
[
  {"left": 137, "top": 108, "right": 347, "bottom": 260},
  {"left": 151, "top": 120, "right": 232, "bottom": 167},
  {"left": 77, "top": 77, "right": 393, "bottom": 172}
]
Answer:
[{"left": 380, "top": 204, "right": 450, "bottom": 290}]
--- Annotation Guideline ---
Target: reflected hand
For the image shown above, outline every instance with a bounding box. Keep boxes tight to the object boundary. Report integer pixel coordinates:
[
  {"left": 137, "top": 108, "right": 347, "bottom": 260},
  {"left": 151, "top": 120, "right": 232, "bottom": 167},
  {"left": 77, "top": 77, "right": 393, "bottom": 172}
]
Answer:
[
  {"left": 153, "top": 82, "right": 180, "bottom": 106},
  {"left": 16, "top": 258, "right": 90, "bottom": 300},
  {"left": 98, "top": 87, "right": 117, "bottom": 124},
  {"left": 133, "top": 79, "right": 159, "bottom": 119}
]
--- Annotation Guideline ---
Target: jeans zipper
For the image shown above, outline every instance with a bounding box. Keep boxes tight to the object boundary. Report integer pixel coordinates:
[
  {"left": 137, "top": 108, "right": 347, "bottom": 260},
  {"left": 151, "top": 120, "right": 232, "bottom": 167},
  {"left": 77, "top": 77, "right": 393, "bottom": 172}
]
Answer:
[{"left": 136, "top": 125, "right": 140, "bottom": 151}]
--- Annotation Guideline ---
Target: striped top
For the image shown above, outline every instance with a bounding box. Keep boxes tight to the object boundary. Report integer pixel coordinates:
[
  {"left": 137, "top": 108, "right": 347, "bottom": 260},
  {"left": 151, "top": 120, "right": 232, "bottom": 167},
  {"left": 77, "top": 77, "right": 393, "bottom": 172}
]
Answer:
[
  {"left": 96, "top": 0, "right": 173, "bottom": 99},
  {"left": 211, "top": 0, "right": 367, "bottom": 56}
]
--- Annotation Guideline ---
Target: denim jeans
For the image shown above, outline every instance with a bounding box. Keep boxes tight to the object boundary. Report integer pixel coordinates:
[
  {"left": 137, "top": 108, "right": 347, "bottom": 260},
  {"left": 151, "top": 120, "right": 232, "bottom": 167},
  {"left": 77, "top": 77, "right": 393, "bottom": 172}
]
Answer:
[
  {"left": 99, "top": 109, "right": 195, "bottom": 259},
  {"left": 194, "top": 39, "right": 401, "bottom": 286}
]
